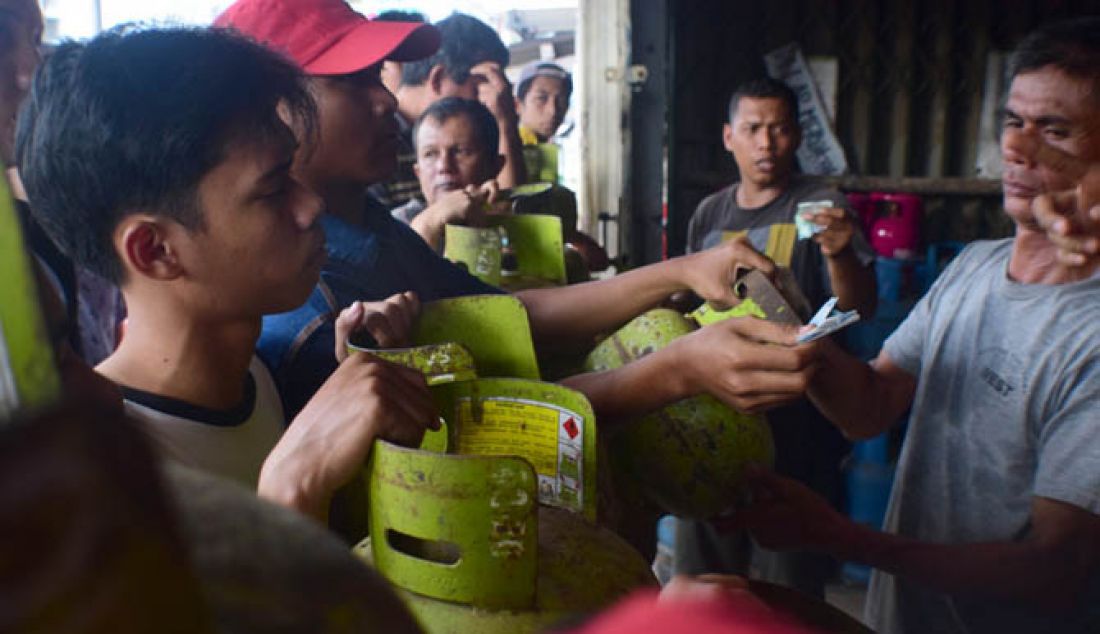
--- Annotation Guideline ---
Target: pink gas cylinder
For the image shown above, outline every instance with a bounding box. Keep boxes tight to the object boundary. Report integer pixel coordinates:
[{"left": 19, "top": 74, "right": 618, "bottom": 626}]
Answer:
[{"left": 870, "top": 193, "right": 922, "bottom": 260}]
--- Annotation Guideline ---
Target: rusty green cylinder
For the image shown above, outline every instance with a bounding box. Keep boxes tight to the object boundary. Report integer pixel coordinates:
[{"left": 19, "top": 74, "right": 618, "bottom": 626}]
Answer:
[
  {"left": 356, "top": 441, "right": 655, "bottom": 634},
  {"left": 585, "top": 309, "right": 774, "bottom": 519}
]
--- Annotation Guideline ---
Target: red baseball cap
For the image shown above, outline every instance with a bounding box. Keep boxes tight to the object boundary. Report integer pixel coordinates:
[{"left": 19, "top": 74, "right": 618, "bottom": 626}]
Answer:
[
  {"left": 568, "top": 590, "right": 818, "bottom": 634},
  {"left": 214, "top": 0, "right": 441, "bottom": 76}
]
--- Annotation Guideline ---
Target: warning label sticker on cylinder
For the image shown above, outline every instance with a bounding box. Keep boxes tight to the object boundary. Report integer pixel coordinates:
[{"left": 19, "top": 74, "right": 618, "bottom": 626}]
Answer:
[{"left": 454, "top": 397, "right": 583, "bottom": 513}]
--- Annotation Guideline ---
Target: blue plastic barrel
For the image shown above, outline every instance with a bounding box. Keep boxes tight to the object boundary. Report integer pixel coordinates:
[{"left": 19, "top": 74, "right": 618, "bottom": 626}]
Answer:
[{"left": 843, "top": 437, "right": 896, "bottom": 584}]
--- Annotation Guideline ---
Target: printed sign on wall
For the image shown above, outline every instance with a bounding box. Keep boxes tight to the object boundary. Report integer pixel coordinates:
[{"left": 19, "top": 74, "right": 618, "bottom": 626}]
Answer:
[{"left": 765, "top": 43, "right": 849, "bottom": 176}]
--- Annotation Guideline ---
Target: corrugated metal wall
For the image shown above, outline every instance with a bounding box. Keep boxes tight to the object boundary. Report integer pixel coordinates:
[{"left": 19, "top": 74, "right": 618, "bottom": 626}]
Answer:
[{"left": 664, "top": 0, "right": 1100, "bottom": 258}]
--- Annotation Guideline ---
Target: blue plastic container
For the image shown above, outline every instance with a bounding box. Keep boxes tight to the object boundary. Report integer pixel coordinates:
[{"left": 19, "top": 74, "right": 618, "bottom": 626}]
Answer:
[
  {"left": 843, "top": 439, "right": 896, "bottom": 585},
  {"left": 875, "top": 257, "right": 911, "bottom": 303},
  {"left": 847, "top": 459, "right": 894, "bottom": 526},
  {"left": 913, "top": 241, "right": 965, "bottom": 296},
  {"left": 853, "top": 434, "right": 889, "bottom": 464}
]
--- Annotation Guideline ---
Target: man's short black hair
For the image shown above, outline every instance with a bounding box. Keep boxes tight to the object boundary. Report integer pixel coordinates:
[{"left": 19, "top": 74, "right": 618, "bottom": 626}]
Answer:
[
  {"left": 15, "top": 27, "right": 316, "bottom": 284},
  {"left": 373, "top": 9, "right": 427, "bottom": 23},
  {"left": 1007, "top": 16, "right": 1100, "bottom": 97},
  {"left": 727, "top": 77, "right": 800, "bottom": 126},
  {"left": 413, "top": 97, "right": 499, "bottom": 157},
  {"left": 401, "top": 12, "right": 508, "bottom": 87}
]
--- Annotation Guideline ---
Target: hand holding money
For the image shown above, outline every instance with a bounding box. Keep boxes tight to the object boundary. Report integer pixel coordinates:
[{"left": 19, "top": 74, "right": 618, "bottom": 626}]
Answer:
[{"left": 796, "top": 201, "right": 855, "bottom": 257}]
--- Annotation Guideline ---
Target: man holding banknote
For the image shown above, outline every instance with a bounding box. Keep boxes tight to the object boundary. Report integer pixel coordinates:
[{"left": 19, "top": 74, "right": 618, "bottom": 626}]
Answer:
[
  {"left": 684, "top": 77, "right": 875, "bottom": 316},
  {"left": 675, "top": 76, "right": 876, "bottom": 597}
]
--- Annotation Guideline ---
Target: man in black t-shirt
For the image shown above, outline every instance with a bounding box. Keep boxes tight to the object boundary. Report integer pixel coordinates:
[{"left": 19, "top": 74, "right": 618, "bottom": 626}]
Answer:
[{"left": 674, "top": 77, "right": 876, "bottom": 598}]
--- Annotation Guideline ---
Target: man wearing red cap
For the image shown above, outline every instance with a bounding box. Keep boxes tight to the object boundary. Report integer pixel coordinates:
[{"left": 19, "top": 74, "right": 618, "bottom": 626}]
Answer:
[{"left": 220, "top": 0, "right": 820, "bottom": 468}]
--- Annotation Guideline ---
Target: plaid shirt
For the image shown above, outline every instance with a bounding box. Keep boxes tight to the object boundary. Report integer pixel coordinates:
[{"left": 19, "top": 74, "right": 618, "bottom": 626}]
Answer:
[{"left": 368, "top": 113, "right": 422, "bottom": 209}]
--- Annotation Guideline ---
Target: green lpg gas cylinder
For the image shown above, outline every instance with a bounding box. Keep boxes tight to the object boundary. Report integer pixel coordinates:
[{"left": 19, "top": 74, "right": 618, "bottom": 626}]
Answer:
[
  {"left": 585, "top": 308, "right": 774, "bottom": 519},
  {"left": 347, "top": 340, "right": 479, "bottom": 387},
  {"left": 0, "top": 173, "right": 60, "bottom": 417},
  {"left": 444, "top": 214, "right": 567, "bottom": 291},
  {"left": 355, "top": 441, "right": 655, "bottom": 634},
  {"left": 412, "top": 295, "right": 541, "bottom": 380}
]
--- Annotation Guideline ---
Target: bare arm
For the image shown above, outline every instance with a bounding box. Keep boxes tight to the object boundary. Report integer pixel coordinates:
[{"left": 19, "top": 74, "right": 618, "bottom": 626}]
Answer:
[
  {"left": 257, "top": 353, "right": 438, "bottom": 522},
  {"left": 563, "top": 317, "right": 815, "bottom": 427},
  {"left": 407, "top": 183, "right": 497, "bottom": 252},
  {"left": 333, "top": 291, "right": 420, "bottom": 361},
  {"left": 811, "top": 206, "right": 877, "bottom": 316},
  {"left": 519, "top": 237, "right": 776, "bottom": 348},
  {"left": 408, "top": 208, "right": 448, "bottom": 253},
  {"left": 561, "top": 348, "right": 688, "bottom": 427},
  {"left": 838, "top": 497, "right": 1099, "bottom": 610},
  {"left": 806, "top": 342, "right": 916, "bottom": 440},
  {"left": 736, "top": 470, "right": 1100, "bottom": 612},
  {"left": 473, "top": 62, "right": 527, "bottom": 188},
  {"left": 493, "top": 112, "right": 527, "bottom": 189},
  {"left": 825, "top": 246, "right": 876, "bottom": 317}
]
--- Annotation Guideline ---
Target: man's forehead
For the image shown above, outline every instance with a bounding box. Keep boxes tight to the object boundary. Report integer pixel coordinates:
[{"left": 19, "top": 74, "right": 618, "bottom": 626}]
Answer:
[
  {"left": 418, "top": 114, "right": 476, "bottom": 143},
  {"left": 1008, "top": 68, "right": 1098, "bottom": 119},
  {"left": 733, "top": 97, "right": 793, "bottom": 121},
  {"left": 530, "top": 75, "right": 565, "bottom": 92},
  {"left": 208, "top": 129, "right": 296, "bottom": 188}
]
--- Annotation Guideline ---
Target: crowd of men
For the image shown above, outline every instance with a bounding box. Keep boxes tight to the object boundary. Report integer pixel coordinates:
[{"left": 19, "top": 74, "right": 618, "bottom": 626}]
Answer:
[{"left": 2, "top": 0, "right": 1098, "bottom": 631}]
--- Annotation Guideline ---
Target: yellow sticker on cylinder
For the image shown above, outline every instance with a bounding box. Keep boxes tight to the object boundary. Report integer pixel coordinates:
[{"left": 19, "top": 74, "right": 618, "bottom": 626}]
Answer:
[{"left": 454, "top": 397, "right": 584, "bottom": 513}]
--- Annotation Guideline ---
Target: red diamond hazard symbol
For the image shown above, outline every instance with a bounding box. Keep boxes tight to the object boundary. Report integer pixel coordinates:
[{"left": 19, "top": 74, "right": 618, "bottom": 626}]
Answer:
[{"left": 563, "top": 417, "right": 579, "bottom": 439}]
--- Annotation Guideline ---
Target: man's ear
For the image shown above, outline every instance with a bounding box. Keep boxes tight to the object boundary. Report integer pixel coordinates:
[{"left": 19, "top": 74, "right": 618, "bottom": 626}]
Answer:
[
  {"left": 115, "top": 217, "right": 185, "bottom": 282},
  {"left": 427, "top": 64, "right": 447, "bottom": 97},
  {"left": 722, "top": 123, "right": 735, "bottom": 153}
]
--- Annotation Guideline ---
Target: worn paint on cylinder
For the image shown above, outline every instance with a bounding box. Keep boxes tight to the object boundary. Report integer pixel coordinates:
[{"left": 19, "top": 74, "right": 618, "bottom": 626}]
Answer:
[
  {"left": 586, "top": 309, "right": 775, "bottom": 518},
  {"left": 354, "top": 507, "right": 656, "bottom": 634}
]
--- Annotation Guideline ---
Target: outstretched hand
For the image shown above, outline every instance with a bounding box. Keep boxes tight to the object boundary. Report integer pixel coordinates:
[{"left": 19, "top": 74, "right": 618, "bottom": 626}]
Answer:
[
  {"left": 1028, "top": 142, "right": 1100, "bottom": 270},
  {"left": 471, "top": 61, "right": 518, "bottom": 126},
  {"left": 334, "top": 291, "right": 420, "bottom": 362},
  {"left": 411, "top": 181, "right": 503, "bottom": 251},
  {"left": 679, "top": 237, "right": 778, "bottom": 309},
  {"left": 717, "top": 467, "right": 851, "bottom": 554},
  {"left": 807, "top": 207, "right": 857, "bottom": 257},
  {"left": 258, "top": 352, "right": 439, "bottom": 521},
  {"left": 672, "top": 317, "right": 818, "bottom": 413}
]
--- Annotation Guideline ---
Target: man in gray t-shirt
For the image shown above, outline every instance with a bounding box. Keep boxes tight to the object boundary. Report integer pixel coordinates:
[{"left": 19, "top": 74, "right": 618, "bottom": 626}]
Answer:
[
  {"left": 866, "top": 238, "right": 1100, "bottom": 632},
  {"left": 686, "top": 174, "right": 873, "bottom": 309},
  {"left": 731, "top": 18, "right": 1100, "bottom": 634}
]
